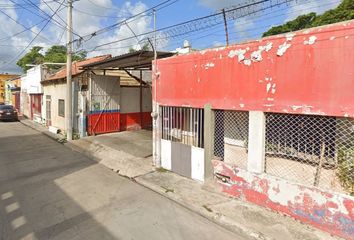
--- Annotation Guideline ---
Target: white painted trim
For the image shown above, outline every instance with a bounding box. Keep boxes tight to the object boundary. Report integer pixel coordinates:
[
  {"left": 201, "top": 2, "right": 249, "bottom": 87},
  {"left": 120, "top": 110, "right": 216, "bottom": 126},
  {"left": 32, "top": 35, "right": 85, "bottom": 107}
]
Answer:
[
  {"left": 161, "top": 139, "right": 172, "bottom": 170},
  {"left": 247, "top": 111, "right": 266, "bottom": 173},
  {"left": 191, "top": 146, "right": 204, "bottom": 182}
]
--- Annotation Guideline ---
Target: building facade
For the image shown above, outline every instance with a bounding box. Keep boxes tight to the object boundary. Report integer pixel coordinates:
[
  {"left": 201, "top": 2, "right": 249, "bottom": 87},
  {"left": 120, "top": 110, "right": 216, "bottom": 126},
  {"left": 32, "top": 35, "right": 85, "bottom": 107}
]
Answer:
[
  {"left": 0, "top": 74, "right": 19, "bottom": 103},
  {"left": 20, "top": 65, "right": 47, "bottom": 122},
  {"left": 4, "top": 76, "right": 21, "bottom": 111},
  {"left": 154, "top": 21, "right": 354, "bottom": 239},
  {"left": 41, "top": 56, "right": 111, "bottom": 135}
]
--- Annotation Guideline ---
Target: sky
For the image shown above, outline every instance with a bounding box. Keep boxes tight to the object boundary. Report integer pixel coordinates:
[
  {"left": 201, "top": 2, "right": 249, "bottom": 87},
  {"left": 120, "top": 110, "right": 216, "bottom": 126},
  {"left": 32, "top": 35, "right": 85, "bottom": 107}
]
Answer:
[{"left": 0, "top": 0, "right": 342, "bottom": 73}]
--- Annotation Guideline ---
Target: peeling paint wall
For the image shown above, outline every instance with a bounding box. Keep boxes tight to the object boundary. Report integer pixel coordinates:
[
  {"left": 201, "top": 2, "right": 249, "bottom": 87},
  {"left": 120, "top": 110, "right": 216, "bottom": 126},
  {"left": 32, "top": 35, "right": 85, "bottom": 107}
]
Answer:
[
  {"left": 156, "top": 20, "right": 354, "bottom": 118},
  {"left": 213, "top": 160, "right": 354, "bottom": 240}
]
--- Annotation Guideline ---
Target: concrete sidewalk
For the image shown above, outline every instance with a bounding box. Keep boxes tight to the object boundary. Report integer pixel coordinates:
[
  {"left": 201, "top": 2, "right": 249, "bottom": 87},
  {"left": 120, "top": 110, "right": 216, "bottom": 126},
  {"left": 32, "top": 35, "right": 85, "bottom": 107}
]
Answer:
[{"left": 20, "top": 119, "right": 341, "bottom": 240}]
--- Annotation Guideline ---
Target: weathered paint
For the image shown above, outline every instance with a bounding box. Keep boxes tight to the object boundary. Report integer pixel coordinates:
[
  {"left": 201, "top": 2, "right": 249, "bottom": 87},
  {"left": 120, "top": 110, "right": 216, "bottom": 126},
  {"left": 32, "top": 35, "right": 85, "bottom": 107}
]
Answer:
[
  {"left": 155, "top": 20, "right": 354, "bottom": 118},
  {"left": 213, "top": 160, "right": 354, "bottom": 240}
]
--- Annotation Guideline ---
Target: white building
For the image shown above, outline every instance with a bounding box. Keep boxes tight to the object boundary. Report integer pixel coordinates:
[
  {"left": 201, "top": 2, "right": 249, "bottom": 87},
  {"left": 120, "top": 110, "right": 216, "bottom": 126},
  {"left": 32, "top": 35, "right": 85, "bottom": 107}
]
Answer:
[{"left": 20, "top": 65, "right": 47, "bottom": 122}]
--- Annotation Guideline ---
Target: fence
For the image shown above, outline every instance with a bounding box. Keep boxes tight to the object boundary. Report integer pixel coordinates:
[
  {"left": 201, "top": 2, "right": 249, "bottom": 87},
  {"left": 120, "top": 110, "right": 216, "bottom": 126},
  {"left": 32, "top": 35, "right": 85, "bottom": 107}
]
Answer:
[
  {"left": 265, "top": 113, "right": 354, "bottom": 195},
  {"left": 214, "top": 110, "right": 249, "bottom": 170},
  {"left": 160, "top": 106, "right": 204, "bottom": 148}
]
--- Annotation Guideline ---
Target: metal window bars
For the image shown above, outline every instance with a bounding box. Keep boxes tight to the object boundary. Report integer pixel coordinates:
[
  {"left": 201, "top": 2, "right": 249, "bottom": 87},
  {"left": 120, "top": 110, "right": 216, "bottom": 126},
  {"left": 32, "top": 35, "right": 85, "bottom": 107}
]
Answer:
[
  {"left": 160, "top": 106, "right": 204, "bottom": 148},
  {"left": 214, "top": 110, "right": 249, "bottom": 170},
  {"left": 265, "top": 113, "right": 354, "bottom": 195}
]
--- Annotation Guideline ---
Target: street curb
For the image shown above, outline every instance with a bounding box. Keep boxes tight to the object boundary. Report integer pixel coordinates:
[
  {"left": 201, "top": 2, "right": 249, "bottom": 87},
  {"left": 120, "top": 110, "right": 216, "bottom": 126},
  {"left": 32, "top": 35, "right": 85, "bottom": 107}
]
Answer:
[
  {"left": 134, "top": 177, "right": 269, "bottom": 240},
  {"left": 19, "top": 120, "right": 262, "bottom": 239},
  {"left": 19, "top": 120, "right": 62, "bottom": 142},
  {"left": 18, "top": 120, "right": 335, "bottom": 240},
  {"left": 19, "top": 120, "right": 94, "bottom": 159}
]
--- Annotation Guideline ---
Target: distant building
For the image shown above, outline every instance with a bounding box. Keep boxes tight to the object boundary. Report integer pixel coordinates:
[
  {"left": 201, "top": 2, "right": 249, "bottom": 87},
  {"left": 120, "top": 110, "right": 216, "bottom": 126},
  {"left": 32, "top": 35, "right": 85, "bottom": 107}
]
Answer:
[
  {"left": 4, "top": 76, "right": 21, "bottom": 111},
  {"left": 20, "top": 65, "right": 48, "bottom": 122},
  {"left": 0, "top": 73, "right": 19, "bottom": 103}
]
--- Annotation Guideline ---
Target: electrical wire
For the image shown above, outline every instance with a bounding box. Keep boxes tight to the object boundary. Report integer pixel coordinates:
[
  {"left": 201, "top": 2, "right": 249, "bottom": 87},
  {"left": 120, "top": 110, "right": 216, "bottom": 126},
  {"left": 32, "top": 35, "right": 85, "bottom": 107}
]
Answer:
[
  {"left": 0, "top": 0, "right": 57, "bottom": 9},
  {"left": 77, "top": 0, "right": 342, "bottom": 54},
  {"left": 10, "top": 0, "right": 81, "bottom": 39},
  {"left": 77, "top": 0, "right": 291, "bottom": 52},
  {"left": 0, "top": 8, "right": 55, "bottom": 43},
  {"left": 0, "top": 18, "right": 47, "bottom": 42},
  {"left": 72, "top": 0, "right": 178, "bottom": 43},
  {"left": 91, "top": 0, "right": 341, "bottom": 52},
  {"left": 75, "top": 0, "right": 180, "bottom": 19},
  {"left": 1, "top": 0, "right": 66, "bottom": 68}
]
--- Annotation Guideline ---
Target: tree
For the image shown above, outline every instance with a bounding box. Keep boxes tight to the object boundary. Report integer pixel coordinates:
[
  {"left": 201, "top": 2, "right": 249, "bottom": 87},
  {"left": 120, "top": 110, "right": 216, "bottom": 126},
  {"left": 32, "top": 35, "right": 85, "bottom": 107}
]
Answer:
[
  {"left": 16, "top": 45, "right": 87, "bottom": 72},
  {"left": 128, "top": 43, "right": 151, "bottom": 53},
  {"left": 262, "top": 0, "right": 354, "bottom": 37},
  {"left": 16, "top": 46, "right": 44, "bottom": 72}
]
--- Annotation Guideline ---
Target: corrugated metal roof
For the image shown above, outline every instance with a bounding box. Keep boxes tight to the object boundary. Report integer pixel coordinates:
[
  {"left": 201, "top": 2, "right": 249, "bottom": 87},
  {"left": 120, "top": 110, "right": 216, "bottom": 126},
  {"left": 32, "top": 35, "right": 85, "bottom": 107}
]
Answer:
[
  {"left": 81, "top": 50, "right": 174, "bottom": 70},
  {"left": 44, "top": 55, "right": 111, "bottom": 82}
]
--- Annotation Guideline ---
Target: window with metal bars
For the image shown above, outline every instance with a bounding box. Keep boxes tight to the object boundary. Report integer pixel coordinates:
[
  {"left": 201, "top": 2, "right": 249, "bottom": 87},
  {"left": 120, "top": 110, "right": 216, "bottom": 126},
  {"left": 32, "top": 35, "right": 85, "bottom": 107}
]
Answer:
[
  {"left": 160, "top": 106, "right": 204, "bottom": 148},
  {"left": 214, "top": 110, "right": 249, "bottom": 170},
  {"left": 265, "top": 113, "right": 354, "bottom": 195}
]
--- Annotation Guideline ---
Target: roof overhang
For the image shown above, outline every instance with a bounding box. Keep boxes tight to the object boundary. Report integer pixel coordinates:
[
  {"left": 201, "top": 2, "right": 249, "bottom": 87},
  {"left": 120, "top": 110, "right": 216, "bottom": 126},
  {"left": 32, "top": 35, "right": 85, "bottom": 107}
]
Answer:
[{"left": 81, "top": 50, "right": 174, "bottom": 70}]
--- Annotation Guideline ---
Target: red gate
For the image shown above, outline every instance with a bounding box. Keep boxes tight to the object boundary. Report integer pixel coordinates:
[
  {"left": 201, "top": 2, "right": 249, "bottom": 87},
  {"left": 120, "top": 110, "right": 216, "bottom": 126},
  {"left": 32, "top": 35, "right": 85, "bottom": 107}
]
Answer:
[
  {"left": 87, "top": 111, "right": 120, "bottom": 135},
  {"left": 30, "top": 94, "right": 42, "bottom": 120}
]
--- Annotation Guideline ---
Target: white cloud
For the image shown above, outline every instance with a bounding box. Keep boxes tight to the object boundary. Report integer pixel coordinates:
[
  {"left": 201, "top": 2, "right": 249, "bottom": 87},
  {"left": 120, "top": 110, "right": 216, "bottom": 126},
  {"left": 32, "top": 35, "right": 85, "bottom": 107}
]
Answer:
[
  {"left": 285, "top": 0, "right": 341, "bottom": 21},
  {"left": 234, "top": 15, "right": 256, "bottom": 42},
  {"left": 0, "top": 0, "right": 154, "bottom": 72},
  {"left": 198, "top": 0, "right": 249, "bottom": 10},
  {"left": 85, "top": 1, "right": 154, "bottom": 57},
  {"left": 0, "top": 0, "right": 27, "bottom": 73}
]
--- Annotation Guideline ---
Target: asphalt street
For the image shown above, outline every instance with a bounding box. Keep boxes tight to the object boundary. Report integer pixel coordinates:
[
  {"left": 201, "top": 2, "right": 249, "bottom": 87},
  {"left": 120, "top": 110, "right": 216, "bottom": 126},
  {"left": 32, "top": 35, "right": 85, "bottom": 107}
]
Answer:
[{"left": 0, "top": 122, "right": 246, "bottom": 240}]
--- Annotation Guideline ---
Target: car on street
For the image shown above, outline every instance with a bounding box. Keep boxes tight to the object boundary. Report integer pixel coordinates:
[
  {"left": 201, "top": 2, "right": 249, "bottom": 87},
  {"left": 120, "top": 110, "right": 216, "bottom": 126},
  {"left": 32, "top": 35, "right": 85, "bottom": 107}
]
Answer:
[{"left": 0, "top": 105, "right": 18, "bottom": 121}]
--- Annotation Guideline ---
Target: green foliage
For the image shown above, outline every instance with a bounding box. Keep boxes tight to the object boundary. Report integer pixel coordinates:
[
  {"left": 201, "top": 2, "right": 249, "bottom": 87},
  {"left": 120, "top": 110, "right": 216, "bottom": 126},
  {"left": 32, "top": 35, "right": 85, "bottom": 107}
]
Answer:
[
  {"left": 16, "top": 45, "right": 87, "bottom": 72},
  {"left": 337, "top": 144, "right": 354, "bottom": 196},
  {"left": 16, "top": 46, "right": 44, "bottom": 72},
  {"left": 263, "top": 0, "right": 354, "bottom": 37},
  {"left": 43, "top": 45, "right": 67, "bottom": 63},
  {"left": 128, "top": 43, "right": 151, "bottom": 53}
]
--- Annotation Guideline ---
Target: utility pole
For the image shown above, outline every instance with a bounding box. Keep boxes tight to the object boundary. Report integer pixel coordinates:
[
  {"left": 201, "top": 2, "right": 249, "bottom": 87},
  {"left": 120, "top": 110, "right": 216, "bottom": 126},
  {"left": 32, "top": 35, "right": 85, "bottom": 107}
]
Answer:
[
  {"left": 152, "top": 9, "right": 161, "bottom": 167},
  {"left": 222, "top": 9, "right": 229, "bottom": 46},
  {"left": 66, "top": 0, "right": 73, "bottom": 141}
]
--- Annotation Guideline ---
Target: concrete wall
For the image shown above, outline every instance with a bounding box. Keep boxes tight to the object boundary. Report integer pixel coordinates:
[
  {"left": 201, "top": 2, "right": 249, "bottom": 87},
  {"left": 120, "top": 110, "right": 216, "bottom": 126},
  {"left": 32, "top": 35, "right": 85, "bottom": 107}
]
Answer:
[
  {"left": 154, "top": 21, "right": 354, "bottom": 239},
  {"left": 120, "top": 86, "right": 152, "bottom": 131},
  {"left": 213, "top": 160, "right": 354, "bottom": 240},
  {"left": 42, "top": 82, "right": 66, "bottom": 132},
  {"left": 20, "top": 92, "right": 30, "bottom": 118},
  {"left": 21, "top": 65, "right": 43, "bottom": 95},
  {"left": 120, "top": 87, "right": 152, "bottom": 113},
  {"left": 155, "top": 21, "right": 354, "bottom": 118}
]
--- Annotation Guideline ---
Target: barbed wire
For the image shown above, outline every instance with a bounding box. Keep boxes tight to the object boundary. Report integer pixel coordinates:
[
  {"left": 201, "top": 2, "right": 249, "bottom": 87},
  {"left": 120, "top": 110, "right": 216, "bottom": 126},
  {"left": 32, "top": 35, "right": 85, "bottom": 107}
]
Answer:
[{"left": 75, "top": 0, "right": 306, "bottom": 54}]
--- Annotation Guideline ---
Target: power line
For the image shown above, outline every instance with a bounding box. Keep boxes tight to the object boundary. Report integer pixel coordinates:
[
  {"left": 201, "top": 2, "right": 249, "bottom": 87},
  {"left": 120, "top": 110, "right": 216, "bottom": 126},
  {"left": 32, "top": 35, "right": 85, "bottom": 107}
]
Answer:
[
  {"left": 0, "top": 8, "right": 55, "bottom": 43},
  {"left": 86, "top": 0, "right": 122, "bottom": 11},
  {"left": 164, "top": 0, "right": 342, "bottom": 48},
  {"left": 0, "top": 18, "right": 47, "bottom": 42},
  {"left": 0, "top": 0, "right": 58, "bottom": 9},
  {"left": 74, "top": 0, "right": 180, "bottom": 19},
  {"left": 10, "top": 0, "right": 81, "bottom": 39},
  {"left": 1, "top": 0, "right": 66, "bottom": 68},
  {"left": 23, "top": 0, "right": 81, "bottom": 37},
  {"left": 78, "top": 0, "right": 295, "bottom": 52},
  {"left": 72, "top": 0, "right": 178, "bottom": 44},
  {"left": 78, "top": 0, "right": 341, "bottom": 54}
]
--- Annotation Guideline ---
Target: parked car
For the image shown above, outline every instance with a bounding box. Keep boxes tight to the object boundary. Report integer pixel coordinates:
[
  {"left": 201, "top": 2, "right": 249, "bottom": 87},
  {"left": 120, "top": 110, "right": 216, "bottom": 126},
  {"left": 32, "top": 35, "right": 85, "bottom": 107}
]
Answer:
[{"left": 0, "top": 105, "right": 18, "bottom": 121}]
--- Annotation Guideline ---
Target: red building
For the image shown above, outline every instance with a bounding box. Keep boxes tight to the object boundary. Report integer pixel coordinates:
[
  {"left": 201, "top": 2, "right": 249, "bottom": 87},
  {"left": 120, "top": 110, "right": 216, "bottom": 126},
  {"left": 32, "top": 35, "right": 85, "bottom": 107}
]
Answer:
[{"left": 153, "top": 20, "right": 354, "bottom": 239}]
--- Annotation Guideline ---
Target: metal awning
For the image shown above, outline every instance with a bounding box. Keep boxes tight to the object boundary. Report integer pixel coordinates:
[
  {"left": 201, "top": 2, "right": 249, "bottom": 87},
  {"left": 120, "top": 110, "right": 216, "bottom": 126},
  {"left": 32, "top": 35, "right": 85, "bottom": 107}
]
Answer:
[{"left": 81, "top": 50, "right": 174, "bottom": 70}]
